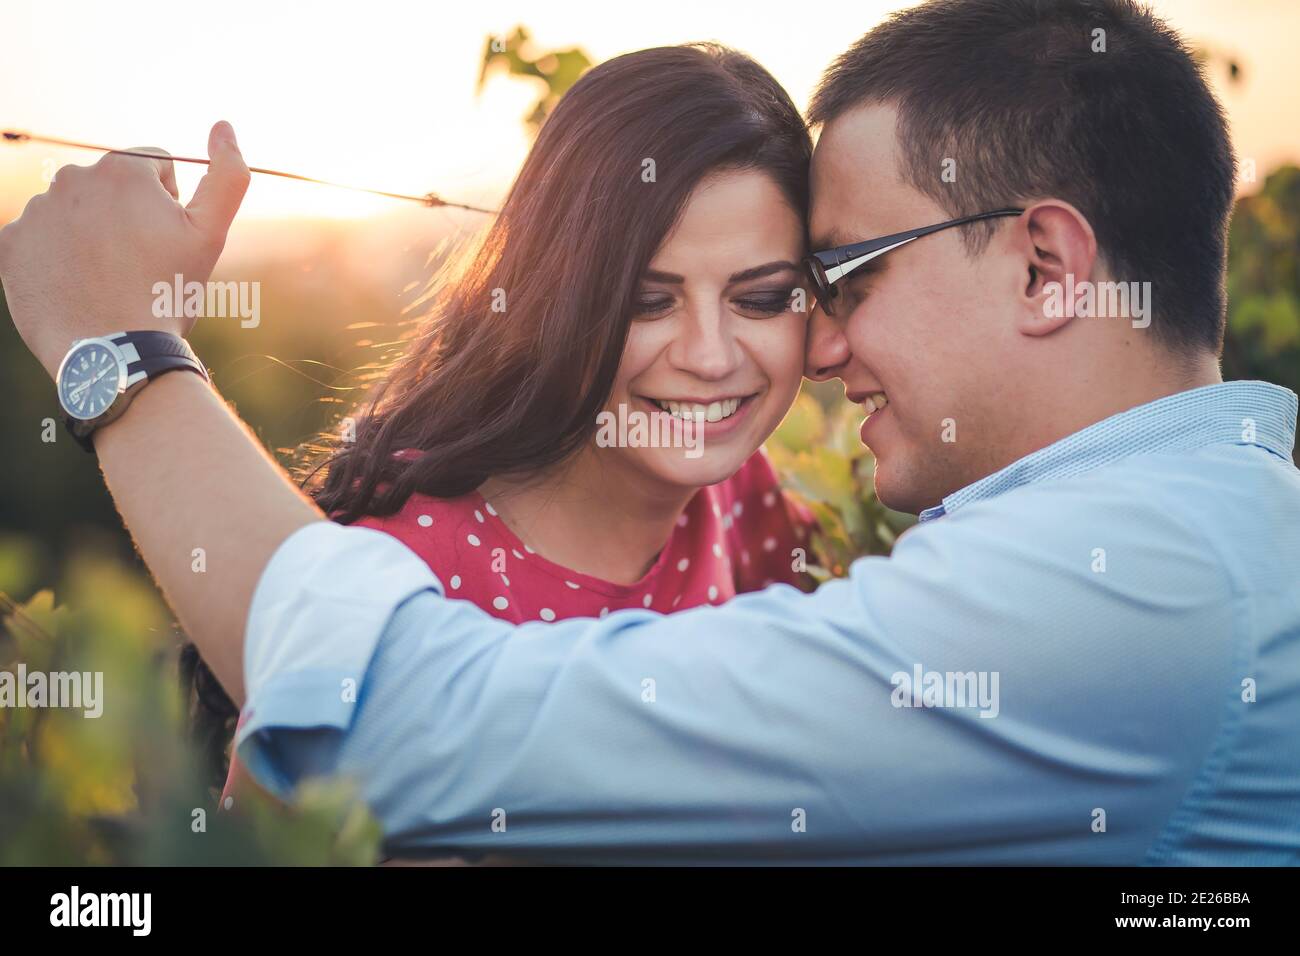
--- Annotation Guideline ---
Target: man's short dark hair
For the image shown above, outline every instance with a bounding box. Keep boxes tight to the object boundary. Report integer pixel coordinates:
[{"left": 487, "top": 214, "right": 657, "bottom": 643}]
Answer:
[{"left": 808, "top": 0, "right": 1236, "bottom": 354}]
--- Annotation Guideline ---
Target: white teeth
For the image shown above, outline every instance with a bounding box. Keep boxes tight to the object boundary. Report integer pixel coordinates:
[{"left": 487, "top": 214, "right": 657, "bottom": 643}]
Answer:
[
  {"left": 864, "top": 392, "right": 889, "bottom": 413},
  {"left": 653, "top": 397, "right": 743, "bottom": 422}
]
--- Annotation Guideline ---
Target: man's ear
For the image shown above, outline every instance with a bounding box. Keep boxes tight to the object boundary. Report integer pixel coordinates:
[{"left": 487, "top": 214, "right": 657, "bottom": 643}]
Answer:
[{"left": 1012, "top": 200, "right": 1098, "bottom": 338}]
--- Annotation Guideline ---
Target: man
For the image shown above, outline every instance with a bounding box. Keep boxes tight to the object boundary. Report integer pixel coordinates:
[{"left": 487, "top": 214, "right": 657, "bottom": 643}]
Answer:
[{"left": 1, "top": 0, "right": 1297, "bottom": 863}]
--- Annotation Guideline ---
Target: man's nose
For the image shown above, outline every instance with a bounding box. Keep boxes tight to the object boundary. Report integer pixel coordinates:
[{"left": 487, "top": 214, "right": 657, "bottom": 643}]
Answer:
[{"left": 804, "top": 304, "right": 851, "bottom": 381}]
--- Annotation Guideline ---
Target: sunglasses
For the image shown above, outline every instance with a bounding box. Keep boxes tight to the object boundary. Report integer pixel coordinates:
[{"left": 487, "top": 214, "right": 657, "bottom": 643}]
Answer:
[{"left": 803, "top": 208, "right": 1024, "bottom": 316}]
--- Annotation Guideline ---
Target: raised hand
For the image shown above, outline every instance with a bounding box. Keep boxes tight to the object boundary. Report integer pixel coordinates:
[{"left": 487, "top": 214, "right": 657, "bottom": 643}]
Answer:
[{"left": 0, "top": 121, "right": 251, "bottom": 378}]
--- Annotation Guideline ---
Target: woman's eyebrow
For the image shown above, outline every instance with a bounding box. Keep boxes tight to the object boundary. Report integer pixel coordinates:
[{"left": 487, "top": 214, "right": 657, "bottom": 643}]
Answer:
[
  {"left": 641, "top": 261, "right": 800, "bottom": 285},
  {"left": 728, "top": 260, "right": 800, "bottom": 283},
  {"left": 641, "top": 269, "right": 685, "bottom": 285}
]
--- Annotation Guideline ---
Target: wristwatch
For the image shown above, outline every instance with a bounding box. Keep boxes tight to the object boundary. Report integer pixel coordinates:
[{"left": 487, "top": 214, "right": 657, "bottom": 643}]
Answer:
[{"left": 56, "top": 331, "right": 209, "bottom": 453}]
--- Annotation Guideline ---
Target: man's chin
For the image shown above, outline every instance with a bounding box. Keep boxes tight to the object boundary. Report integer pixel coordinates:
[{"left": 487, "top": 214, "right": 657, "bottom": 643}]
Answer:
[{"left": 871, "top": 462, "right": 933, "bottom": 517}]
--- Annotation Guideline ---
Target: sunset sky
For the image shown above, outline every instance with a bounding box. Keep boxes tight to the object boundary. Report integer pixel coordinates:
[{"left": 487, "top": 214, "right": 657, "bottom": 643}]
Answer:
[{"left": 2, "top": 0, "right": 1297, "bottom": 224}]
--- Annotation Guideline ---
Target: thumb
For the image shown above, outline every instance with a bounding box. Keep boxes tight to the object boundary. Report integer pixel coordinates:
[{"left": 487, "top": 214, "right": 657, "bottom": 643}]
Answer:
[{"left": 186, "top": 121, "right": 251, "bottom": 240}]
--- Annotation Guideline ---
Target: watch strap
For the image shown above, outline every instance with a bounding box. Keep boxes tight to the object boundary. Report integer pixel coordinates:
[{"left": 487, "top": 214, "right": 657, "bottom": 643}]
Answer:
[
  {"left": 110, "top": 330, "right": 209, "bottom": 383},
  {"left": 64, "top": 331, "right": 208, "bottom": 453}
]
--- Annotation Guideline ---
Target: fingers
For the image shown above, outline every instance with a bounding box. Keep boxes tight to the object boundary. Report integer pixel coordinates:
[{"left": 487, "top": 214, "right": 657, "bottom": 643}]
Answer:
[
  {"left": 95, "top": 145, "right": 179, "bottom": 200},
  {"left": 186, "top": 121, "right": 250, "bottom": 242},
  {"left": 124, "top": 146, "right": 180, "bottom": 200},
  {"left": 50, "top": 162, "right": 90, "bottom": 188}
]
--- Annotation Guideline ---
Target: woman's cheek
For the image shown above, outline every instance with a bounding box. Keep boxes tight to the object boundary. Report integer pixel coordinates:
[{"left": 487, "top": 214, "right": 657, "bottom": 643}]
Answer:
[{"left": 755, "top": 312, "right": 809, "bottom": 397}]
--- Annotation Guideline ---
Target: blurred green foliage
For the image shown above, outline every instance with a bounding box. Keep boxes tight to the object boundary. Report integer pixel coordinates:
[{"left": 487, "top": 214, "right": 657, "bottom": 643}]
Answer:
[
  {"left": 767, "top": 380, "right": 916, "bottom": 578},
  {"left": 478, "top": 26, "right": 594, "bottom": 134},
  {"left": 0, "top": 560, "right": 382, "bottom": 865},
  {"left": 1224, "top": 165, "right": 1300, "bottom": 443}
]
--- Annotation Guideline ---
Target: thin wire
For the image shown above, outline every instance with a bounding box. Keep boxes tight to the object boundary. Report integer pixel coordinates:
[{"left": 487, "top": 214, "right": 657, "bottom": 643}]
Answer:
[{"left": 2, "top": 130, "right": 498, "bottom": 215}]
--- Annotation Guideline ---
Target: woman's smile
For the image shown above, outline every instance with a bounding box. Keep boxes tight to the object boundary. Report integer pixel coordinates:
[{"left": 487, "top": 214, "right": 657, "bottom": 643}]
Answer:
[{"left": 633, "top": 391, "right": 761, "bottom": 442}]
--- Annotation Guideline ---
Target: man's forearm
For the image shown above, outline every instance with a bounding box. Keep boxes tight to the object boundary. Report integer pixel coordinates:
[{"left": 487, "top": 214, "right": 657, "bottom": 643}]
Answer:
[{"left": 93, "top": 369, "right": 323, "bottom": 704}]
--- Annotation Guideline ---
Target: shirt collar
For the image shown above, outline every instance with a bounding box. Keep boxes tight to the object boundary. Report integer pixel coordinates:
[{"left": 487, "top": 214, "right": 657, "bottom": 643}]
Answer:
[{"left": 918, "top": 381, "right": 1299, "bottom": 522}]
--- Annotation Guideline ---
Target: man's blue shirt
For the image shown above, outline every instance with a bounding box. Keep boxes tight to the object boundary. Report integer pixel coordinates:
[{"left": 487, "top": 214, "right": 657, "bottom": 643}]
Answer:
[{"left": 237, "top": 381, "right": 1300, "bottom": 863}]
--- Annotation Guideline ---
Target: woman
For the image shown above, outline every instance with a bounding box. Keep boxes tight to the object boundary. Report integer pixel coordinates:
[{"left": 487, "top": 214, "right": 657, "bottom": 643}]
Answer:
[{"left": 216, "top": 41, "right": 816, "bottom": 807}]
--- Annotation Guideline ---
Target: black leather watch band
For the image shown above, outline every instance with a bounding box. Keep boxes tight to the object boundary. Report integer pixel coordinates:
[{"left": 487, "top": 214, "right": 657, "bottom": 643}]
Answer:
[{"left": 63, "top": 331, "right": 208, "bottom": 453}]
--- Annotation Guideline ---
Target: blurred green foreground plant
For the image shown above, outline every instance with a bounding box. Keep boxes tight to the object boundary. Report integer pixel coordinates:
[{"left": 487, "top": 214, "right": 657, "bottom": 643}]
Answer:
[{"left": 0, "top": 547, "right": 381, "bottom": 865}]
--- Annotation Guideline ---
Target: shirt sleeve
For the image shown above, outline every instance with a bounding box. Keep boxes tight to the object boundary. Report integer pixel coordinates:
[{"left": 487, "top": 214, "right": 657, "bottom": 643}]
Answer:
[
  {"left": 236, "top": 480, "right": 1242, "bottom": 864},
  {"left": 236, "top": 523, "right": 442, "bottom": 798}
]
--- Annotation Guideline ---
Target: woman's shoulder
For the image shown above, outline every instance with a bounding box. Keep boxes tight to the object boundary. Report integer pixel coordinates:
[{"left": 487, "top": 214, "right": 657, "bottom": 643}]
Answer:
[
  {"left": 352, "top": 489, "right": 486, "bottom": 565},
  {"left": 351, "top": 449, "right": 479, "bottom": 545},
  {"left": 353, "top": 489, "right": 546, "bottom": 616},
  {"left": 354, "top": 495, "right": 455, "bottom": 526}
]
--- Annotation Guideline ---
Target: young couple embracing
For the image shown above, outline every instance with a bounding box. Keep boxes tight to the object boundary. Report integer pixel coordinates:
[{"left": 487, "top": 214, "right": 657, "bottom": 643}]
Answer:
[{"left": 2, "top": 0, "right": 1297, "bottom": 864}]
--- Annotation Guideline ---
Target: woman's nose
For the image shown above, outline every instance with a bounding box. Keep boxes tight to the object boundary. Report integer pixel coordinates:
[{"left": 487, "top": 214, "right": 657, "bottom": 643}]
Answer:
[{"left": 670, "top": 308, "right": 744, "bottom": 380}]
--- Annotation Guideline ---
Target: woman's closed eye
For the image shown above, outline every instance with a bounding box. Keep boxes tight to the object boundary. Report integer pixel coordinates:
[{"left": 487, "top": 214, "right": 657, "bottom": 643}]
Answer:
[
  {"left": 632, "top": 293, "right": 677, "bottom": 318},
  {"left": 631, "top": 287, "right": 801, "bottom": 320},
  {"left": 732, "top": 286, "right": 800, "bottom": 318}
]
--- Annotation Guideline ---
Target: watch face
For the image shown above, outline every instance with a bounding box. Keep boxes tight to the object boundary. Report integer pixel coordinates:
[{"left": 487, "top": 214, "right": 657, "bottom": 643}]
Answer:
[{"left": 59, "top": 341, "right": 124, "bottom": 420}]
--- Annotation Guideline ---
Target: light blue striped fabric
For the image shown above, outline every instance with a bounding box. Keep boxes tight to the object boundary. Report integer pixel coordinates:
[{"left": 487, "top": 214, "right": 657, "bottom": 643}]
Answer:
[
  {"left": 921, "top": 381, "right": 1298, "bottom": 521},
  {"left": 238, "top": 381, "right": 1300, "bottom": 864}
]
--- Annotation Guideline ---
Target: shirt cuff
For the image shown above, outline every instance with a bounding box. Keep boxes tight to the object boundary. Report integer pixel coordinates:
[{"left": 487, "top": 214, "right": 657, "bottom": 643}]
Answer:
[{"left": 236, "top": 520, "right": 440, "bottom": 797}]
